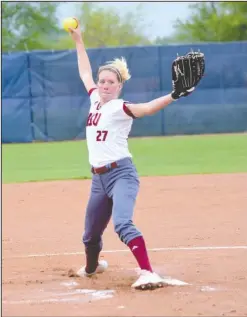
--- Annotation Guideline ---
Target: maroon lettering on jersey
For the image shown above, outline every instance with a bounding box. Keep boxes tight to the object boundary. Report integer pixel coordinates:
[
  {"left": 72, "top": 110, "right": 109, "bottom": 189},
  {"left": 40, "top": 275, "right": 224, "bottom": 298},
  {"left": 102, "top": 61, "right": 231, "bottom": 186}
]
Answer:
[
  {"left": 86, "top": 113, "right": 102, "bottom": 126},
  {"left": 92, "top": 113, "right": 101, "bottom": 126},
  {"left": 86, "top": 113, "right": 93, "bottom": 126},
  {"left": 96, "top": 130, "right": 108, "bottom": 142}
]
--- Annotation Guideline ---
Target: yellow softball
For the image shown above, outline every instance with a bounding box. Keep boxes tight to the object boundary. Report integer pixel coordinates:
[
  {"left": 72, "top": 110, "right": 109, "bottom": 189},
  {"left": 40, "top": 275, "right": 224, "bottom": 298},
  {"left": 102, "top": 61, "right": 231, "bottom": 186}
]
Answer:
[{"left": 62, "top": 17, "right": 78, "bottom": 32}]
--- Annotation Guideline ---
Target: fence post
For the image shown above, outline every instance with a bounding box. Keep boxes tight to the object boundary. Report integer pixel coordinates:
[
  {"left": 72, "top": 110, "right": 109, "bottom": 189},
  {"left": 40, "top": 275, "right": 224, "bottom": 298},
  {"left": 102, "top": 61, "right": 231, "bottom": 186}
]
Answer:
[
  {"left": 41, "top": 60, "right": 48, "bottom": 141},
  {"left": 27, "top": 52, "right": 35, "bottom": 141},
  {"left": 158, "top": 46, "right": 165, "bottom": 136}
]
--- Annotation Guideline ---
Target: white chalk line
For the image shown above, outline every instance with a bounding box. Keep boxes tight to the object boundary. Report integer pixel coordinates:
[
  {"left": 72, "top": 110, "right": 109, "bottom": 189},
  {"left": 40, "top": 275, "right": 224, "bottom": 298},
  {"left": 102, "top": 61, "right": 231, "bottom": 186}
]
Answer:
[{"left": 3, "top": 245, "right": 247, "bottom": 259}]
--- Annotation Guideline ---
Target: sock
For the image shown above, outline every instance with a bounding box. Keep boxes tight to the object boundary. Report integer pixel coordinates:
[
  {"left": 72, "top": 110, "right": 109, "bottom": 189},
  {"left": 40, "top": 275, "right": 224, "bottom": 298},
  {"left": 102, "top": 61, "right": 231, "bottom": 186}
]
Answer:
[
  {"left": 85, "top": 248, "right": 99, "bottom": 274},
  {"left": 127, "top": 236, "right": 153, "bottom": 272}
]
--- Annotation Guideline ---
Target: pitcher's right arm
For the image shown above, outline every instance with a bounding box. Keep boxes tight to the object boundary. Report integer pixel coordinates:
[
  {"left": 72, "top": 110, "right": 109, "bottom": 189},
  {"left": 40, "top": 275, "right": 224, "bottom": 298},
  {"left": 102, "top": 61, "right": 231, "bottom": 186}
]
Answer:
[{"left": 69, "top": 21, "right": 97, "bottom": 93}]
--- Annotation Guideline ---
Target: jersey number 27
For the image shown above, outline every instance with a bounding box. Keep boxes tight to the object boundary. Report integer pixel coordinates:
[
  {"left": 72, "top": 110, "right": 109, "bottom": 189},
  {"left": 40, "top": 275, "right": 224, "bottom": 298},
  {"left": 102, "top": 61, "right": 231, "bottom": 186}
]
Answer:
[{"left": 96, "top": 130, "right": 108, "bottom": 141}]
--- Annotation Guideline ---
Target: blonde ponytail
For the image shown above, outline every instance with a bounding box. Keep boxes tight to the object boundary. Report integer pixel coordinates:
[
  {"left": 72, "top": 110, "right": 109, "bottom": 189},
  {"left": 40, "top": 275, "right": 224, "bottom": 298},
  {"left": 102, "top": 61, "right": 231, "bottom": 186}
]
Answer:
[{"left": 98, "top": 57, "right": 131, "bottom": 83}]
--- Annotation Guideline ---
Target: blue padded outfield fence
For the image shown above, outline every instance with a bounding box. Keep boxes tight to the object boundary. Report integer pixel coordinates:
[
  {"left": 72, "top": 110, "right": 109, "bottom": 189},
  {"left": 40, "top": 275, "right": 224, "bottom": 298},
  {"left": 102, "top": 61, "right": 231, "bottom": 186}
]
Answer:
[{"left": 2, "top": 41, "right": 247, "bottom": 143}]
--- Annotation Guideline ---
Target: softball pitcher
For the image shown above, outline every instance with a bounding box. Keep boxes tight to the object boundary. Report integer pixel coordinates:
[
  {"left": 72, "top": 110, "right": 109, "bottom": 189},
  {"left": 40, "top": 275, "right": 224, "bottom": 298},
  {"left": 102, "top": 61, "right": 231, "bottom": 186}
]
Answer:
[{"left": 69, "top": 21, "right": 205, "bottom": 290}]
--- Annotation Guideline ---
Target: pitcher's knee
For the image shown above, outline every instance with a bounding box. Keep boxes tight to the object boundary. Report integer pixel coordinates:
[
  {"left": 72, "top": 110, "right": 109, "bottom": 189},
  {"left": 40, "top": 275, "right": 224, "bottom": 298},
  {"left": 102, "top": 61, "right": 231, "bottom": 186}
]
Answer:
[{"left": 114, "top": 220, "right": 141, "bottom": 245}]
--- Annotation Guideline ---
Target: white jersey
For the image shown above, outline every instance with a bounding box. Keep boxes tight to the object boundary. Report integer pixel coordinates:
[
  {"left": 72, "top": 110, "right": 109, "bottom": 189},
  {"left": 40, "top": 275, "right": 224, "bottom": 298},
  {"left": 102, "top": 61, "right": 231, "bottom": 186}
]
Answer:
[{"left": 86, "top": 88, "right": 135, "bottom": 167}]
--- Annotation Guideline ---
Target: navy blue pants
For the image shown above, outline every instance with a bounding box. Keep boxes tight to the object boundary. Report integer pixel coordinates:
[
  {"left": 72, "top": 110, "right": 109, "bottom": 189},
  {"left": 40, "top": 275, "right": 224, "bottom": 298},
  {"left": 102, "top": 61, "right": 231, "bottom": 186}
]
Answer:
[{"left": 82, "top": 158, "right": 142, "bottom": 255}]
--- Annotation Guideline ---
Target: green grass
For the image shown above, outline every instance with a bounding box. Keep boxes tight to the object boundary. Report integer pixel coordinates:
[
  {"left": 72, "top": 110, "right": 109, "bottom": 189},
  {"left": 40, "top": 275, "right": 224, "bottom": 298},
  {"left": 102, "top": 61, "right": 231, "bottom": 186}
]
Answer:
[{"left": 2, "top": 134, "right": 247, "bottom": 184}]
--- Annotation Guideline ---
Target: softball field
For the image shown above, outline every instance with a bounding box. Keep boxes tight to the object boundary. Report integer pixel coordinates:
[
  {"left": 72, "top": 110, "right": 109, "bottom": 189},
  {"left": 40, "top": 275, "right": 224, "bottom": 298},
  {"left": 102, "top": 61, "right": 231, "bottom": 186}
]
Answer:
[{"left": 2, "top": 134, "right": 247, "bottom": 316}]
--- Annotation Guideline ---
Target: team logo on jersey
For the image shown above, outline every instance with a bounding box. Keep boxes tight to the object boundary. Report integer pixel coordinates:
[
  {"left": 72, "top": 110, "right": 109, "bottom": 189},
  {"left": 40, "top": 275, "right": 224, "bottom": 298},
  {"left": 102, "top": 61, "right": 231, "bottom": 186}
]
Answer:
[{"left": 86, "top": 113, "right": 101, "bottom": 126}]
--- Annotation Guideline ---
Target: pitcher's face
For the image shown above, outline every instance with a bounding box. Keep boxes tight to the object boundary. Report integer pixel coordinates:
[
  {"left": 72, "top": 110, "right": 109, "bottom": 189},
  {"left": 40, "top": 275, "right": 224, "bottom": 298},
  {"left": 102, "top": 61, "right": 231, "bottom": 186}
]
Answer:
[{"left": 97, "top": 70, "right": 122, "bottom": 103}]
